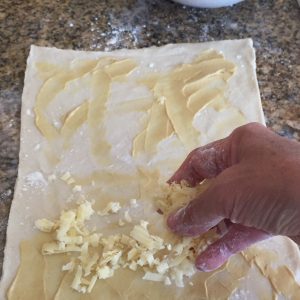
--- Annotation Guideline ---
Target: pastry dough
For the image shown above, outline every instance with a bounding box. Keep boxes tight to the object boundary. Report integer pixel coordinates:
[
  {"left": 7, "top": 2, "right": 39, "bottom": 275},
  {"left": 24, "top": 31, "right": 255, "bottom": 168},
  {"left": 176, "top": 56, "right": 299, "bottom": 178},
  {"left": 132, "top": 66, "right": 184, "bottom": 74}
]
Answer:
[{"left": 1, "top": 39, "right": 300, "bottom": 300}]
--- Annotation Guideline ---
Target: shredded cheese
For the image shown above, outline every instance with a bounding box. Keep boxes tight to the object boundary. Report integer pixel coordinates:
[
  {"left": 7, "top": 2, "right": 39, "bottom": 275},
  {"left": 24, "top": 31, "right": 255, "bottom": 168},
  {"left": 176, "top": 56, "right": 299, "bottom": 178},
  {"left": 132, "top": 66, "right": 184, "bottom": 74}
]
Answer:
[
  {"left": 124, "top": 210, "right": 132, "bottom": 223},
  {"left": 143, "top": 272, "right": 165, "bottom": 282},
  {"left": 118, "top": 219, "right": 125, "bottom": 227},
  {"left": 34, "top": 218, "right": 56, "bottom": 232},
  {"left": 62, "top": 260, "right": 75, "bottom": 271},
  {"left": 130, "top": 198, "right": 137, "bottom": 207},
  {"left": 60, "top": 172, "right": 71, "bottom": 181},
  {"left": 71, "top": 265, "right": 83, "bottom": 292},
  {"left": 97, "top": 266, "right": 114, "bottom": 279},
  {"left": 72, "top": 185, "right": 82, "bottom": 193},
  {"left": 97, "top": 202, "right": 121, "bottom": 216},
  {"left": 35, "top": 195, "right": 218, "bottom": 293},
  {"left": 87, "top": 275, "right": 97, "bottom": 293}
]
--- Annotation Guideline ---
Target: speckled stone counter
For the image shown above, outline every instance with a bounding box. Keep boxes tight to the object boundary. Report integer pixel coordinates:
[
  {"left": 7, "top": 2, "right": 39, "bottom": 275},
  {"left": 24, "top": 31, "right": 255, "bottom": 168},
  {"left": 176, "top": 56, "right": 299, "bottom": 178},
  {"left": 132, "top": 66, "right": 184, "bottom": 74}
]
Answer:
[{"left": 0, "top": 0, "right": 299, "bottom": 276}]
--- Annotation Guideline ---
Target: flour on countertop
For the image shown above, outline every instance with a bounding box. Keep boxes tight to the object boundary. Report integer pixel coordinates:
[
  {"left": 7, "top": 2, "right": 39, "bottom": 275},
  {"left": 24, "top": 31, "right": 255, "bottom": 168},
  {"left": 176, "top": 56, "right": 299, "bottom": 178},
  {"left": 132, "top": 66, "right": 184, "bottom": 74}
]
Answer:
[{"left": 25, "top": 171, "right": 47, "bottom": 187}]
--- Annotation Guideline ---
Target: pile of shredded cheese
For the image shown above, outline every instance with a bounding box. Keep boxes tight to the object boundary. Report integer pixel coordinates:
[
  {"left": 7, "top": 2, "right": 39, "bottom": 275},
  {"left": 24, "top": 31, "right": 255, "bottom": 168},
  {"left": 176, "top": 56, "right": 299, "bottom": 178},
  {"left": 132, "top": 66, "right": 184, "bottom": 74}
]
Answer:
[{"left": 35, "top": 189, "right": 216, "bottom": 294}]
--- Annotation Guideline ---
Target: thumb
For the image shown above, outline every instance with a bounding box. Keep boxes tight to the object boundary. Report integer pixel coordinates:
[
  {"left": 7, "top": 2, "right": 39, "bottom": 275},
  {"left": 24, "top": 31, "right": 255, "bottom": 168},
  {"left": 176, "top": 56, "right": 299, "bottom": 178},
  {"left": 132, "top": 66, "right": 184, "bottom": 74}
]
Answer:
[
  {"left": 195, "top": 224, "right": 270, "bottom": 272},
  {"left": 168, "top": 137, "right": 232, "bottom": 187}
]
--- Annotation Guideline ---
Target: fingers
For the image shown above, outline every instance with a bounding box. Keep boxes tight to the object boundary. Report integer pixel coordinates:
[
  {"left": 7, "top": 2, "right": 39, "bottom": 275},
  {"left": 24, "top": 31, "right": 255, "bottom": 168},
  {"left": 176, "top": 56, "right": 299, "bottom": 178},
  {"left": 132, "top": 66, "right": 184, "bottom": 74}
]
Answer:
[
  {"left": 168, "top": 138, "right": 231, "bottom": 187},
  {"left": 167, "top": 200, "right": 224, "bottom": 237},
  {"left": 195, "top": 224, "right": 270, "bottom": 272},
  {"left": 167, "top": 188, "right": 224, "bottom": 236},
  {"left": 167, "top": 167, "right": 239, "bottom": 236}
]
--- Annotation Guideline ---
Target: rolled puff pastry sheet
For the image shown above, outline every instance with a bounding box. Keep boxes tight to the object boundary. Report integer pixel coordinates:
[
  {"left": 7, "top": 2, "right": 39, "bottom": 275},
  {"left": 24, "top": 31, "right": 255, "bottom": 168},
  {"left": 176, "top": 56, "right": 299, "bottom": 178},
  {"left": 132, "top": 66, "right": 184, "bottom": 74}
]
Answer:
[{"left": 1, "top": 39, "right": 300, "bottom": 300}]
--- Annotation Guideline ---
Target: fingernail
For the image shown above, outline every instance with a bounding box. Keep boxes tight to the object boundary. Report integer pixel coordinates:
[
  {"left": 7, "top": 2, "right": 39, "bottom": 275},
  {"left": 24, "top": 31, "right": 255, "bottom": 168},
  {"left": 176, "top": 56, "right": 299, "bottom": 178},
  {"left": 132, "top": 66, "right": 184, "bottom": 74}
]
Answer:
[
  {"left": 195, "top": 260, "right": 211, "bottom": 272},
  {"left": 196, "top": 257, "right": 221, "bottom": 272},
  {"left": 195, "top": 253, "right": 214, "bottom": 272},
  {"left": 196, "top": 248, "right": 228, "bottom": 272}
]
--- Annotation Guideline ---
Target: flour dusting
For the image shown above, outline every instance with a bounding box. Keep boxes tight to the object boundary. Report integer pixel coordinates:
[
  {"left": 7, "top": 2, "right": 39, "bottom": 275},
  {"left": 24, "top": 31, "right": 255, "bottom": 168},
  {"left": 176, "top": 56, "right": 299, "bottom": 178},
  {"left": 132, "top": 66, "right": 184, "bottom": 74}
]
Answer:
[
  {"left": 25, "top": 171, "right": 47, "bottom": 187},
  {"left": 90, "top": 0, "right": 148, "bottom": 50}
]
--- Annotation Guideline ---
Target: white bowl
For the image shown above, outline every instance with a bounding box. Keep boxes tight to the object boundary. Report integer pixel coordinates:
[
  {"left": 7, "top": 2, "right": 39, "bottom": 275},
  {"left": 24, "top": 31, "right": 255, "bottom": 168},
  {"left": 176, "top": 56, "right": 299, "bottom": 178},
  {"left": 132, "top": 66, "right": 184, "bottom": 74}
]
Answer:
[{"left": 172, "top": 0, "right": 244, "bottom": 8}]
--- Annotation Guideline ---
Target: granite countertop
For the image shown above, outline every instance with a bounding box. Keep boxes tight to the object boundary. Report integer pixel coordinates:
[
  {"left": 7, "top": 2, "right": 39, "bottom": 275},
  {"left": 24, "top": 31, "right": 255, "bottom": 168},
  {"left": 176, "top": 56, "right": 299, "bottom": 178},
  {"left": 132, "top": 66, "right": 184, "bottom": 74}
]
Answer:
[{"left": 0, "top": 0, "right": 299, "bottom": 276}]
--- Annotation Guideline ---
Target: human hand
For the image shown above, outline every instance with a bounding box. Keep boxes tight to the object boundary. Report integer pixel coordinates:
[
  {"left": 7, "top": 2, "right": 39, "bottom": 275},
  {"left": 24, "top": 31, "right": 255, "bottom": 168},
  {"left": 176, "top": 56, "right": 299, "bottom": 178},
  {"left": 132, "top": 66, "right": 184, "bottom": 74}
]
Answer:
[{"left": 167, "top": 123, "right": 300, "bottom": 272}]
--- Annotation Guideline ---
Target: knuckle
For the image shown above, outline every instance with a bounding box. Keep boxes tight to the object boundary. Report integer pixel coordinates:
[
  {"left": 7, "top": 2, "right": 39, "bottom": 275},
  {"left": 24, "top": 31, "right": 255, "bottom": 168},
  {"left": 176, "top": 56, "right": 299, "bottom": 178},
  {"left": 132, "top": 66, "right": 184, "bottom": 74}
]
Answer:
[
  {"left": 189, "top": 147, "right": 202, "bottom": 159},
  {"left": 230, "top": 122, "right": 267, "bottom": 151},
  {"left": 231, "top": 122, "right": 265, "bottom": 139},
  {"left": 185, "top": 148, "right": 198, "bottom": 165}
]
